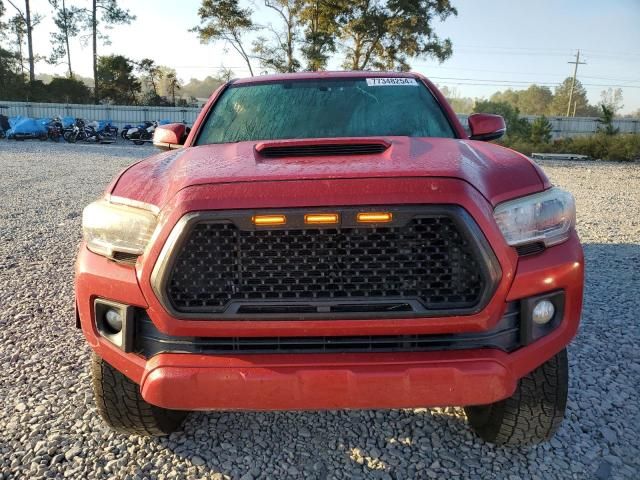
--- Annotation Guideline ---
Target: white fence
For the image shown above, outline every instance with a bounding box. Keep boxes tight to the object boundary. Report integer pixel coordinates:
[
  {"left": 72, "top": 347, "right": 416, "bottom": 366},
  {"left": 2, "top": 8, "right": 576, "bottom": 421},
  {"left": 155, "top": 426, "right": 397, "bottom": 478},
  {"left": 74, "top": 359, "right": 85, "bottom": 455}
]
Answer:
[
  {"left": 0, "top": 101, "right": 202, "bottom": 129},
  {"left": 456, "top": 115, "right": 639, "bottom": 139},
  {"left": 1, "top": 100, "right": 639, "bottom": 138},
  {"left": 524, "top": 116, "right": 639, "bottom": 138}
]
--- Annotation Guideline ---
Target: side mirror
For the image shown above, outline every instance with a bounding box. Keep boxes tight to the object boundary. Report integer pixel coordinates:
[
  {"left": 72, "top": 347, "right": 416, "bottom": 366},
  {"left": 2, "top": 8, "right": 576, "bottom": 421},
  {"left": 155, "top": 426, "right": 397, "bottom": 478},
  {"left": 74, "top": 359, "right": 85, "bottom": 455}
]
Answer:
[
  {"left": 468, "top": 113, "right": 506, "bottom": 141},
  {"left": 153, "top": 123, "right": 188, "bottom": 150}
]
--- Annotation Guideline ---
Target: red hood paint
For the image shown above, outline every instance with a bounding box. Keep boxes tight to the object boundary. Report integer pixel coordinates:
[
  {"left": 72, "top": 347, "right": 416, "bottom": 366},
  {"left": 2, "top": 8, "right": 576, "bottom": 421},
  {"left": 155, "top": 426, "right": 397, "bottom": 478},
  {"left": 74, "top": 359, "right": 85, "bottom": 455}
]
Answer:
[{"left": 110, "top": 137, "right": 547, "bottom": 208}]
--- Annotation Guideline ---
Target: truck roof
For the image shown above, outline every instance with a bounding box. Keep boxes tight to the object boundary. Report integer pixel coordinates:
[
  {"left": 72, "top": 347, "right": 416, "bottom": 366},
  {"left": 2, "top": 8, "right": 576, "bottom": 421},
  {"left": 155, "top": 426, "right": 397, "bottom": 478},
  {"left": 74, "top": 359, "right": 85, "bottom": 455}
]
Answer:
[{"left": 232, "top": 71, "right": 422, "bottom": 86}]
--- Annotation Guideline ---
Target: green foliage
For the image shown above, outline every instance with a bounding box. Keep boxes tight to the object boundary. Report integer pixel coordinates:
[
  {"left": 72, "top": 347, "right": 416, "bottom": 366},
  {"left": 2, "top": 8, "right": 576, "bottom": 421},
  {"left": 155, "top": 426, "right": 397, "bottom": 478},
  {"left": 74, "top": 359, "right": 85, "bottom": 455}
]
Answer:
[
  {"left": 504, "top": 134, "right": 640, "bottom": 162},
  {"left": 96, "top": 55, "right": 141, "bottom": 105},
  {"left": 46, "top": 77, "right": 92, "bottom": 102},
  {"left": 439, "top": 86, "right": 474, "bottom": 114},
  {"left": 473, "top": 100, "right": 531, "bottom": 141},
  {"left": 0, "top": 47, "right": 27, "bottom": 100},
  {"left": 48, "top": 0, "right": 84, "bottom": 76},
  {"left": 490, "top": 85, "right": 554, "bottom": 115},
  {"left": 548, "top": 77, "right": 600, "bottom": 117},
  {"left": 137, "top": 58, "right": 162, "bottom": 98},
  {"left": 597, "top": 104, "right": 619, "bottom": 135},
  {"left": 192, "top": 0, "right": 255, "bottom": 76},
  {"left": 340, "top": 0, "right": 457, "bottom": 71},
  {"left": 299, "top": 0, "right": 341, "bottom": 70},
  {"left": 530, "top": 115, "right": 552, "bottom": 144},
  {"left": 87, "top": 0, "right": 135, "bottom": 31}
]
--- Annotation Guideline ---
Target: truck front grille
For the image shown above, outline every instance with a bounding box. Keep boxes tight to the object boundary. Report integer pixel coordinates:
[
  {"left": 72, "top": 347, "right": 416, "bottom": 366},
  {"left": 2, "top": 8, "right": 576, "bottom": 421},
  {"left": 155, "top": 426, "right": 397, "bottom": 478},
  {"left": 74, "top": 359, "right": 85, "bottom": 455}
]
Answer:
[{"left": 156, "top": 207, "right": 499, "bottom": 318}]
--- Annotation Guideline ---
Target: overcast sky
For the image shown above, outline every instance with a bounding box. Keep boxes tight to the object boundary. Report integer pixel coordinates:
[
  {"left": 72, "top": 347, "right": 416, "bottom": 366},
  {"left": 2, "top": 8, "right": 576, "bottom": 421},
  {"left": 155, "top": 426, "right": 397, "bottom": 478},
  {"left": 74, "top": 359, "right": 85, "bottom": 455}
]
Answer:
[{"left": 18, "top": 0, "right": 640, "bottom": 113}]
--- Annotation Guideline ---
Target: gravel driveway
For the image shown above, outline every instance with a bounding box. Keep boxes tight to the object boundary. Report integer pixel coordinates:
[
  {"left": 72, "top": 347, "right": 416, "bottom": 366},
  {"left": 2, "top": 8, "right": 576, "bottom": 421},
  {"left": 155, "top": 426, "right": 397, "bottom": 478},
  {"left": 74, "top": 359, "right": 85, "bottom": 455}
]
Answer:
[{"left": 0, "top": 141, "right": 638, "bottom": 480}]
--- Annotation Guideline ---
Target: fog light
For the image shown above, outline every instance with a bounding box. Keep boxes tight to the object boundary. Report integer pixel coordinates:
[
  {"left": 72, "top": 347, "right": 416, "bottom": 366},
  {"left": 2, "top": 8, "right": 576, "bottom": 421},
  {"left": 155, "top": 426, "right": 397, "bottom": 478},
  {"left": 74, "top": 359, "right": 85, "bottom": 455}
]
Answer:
[
  {"left": 104, "top": 308, "right": 123, "bottom": 333},
  {"left": 532, "top": 300, "right": 555, "bottom": 325}
]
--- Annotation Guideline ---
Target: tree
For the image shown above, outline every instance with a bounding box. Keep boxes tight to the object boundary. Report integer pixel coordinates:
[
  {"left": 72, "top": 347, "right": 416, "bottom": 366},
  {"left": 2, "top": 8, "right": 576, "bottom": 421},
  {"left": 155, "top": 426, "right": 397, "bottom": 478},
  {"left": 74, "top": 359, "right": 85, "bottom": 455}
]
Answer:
[
  {"left": 0, "top": 47, "right": 26, "bottom": 100},
  {"left": 299, "top": 0, "right": 341, "bottom": 70},
  {"left": 439, "top": 85, "right": 474, "bottom": 114},
  {"left": 473, "top": 100, "right": 531, "bottom": 140},
  {"left": 253, "top": 0, "right": 302, "bottom": 73},
  {"left": 156, "top": 66, "right": 181, "bottom": 100},
  {"left": 340, "top": 0, "right": 457, "bottom": 71},
  {"left": 0, "top": 1, "right": 7, "bottom": 39},
  {"left": 7, "top": 14, "right": 27, "bottom": 77},
  {"left": 46, "top": 76, "right": 92, "bottom": 102},
  {"left": 491, "top": 85, "right": 554, "bottom": 116},
  {"left": 96, "top": 54, "right": 140, "bottom": 104},
  {"left": 180, "top": 75, "right": 224, "bottom": 98},
  {"left": 600, "top": 88, "right": 623, "bottom": 115},
  {"left": 191, "top": 0, "right": 255, "bottom": 76},
  {"left": 164, "top": 71, "right": 180, "bottom": 106},
  {"left": 137, "top": 58, "right": 164, "bottom": 104},
  {"left": 48, "top": 0, "right": 83, "bottom": 77},
  {"left": 549, "top": 77, "right": 599, "bottom": 117},
  {"left": 6, "top": 0, "right": 42, "bottom": 82},
  {"left": 597, "top": 104, "right": 619, "bottom": 136},
  {"left": 216, "top": 67, "right": 234, "bottom": 82},
  {"left": 530, "top": 115, "right": 552, "bottom": 144},
  {"left": 81, "top": 0, "right": 136, "bottom": 103}
]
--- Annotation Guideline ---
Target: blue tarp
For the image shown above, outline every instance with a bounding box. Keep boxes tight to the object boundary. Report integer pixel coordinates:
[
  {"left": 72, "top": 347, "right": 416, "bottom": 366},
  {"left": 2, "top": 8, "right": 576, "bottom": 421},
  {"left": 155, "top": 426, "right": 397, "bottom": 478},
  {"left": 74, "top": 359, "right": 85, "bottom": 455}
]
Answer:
[{"left": 6, "top": 117, "right": 47, "bottom": 137}]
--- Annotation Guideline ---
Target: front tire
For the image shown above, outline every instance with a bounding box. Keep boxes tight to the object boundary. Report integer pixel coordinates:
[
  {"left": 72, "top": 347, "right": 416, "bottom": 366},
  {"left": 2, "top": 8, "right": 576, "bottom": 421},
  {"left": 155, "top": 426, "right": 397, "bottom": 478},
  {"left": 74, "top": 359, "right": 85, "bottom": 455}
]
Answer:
[
  {"left": 464, "top": 348, "right": 568, "bottom": 446},
  {"left": 91, "top": 353, "right": 188, "bottom": 436}
]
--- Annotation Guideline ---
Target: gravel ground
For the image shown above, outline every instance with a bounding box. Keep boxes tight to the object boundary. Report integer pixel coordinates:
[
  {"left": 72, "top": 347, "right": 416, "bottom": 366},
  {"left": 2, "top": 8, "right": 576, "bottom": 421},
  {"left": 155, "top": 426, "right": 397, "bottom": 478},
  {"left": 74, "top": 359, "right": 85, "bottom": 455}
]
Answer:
[{"left": 0, "top": 141, "right": 638, "bottom": 480}]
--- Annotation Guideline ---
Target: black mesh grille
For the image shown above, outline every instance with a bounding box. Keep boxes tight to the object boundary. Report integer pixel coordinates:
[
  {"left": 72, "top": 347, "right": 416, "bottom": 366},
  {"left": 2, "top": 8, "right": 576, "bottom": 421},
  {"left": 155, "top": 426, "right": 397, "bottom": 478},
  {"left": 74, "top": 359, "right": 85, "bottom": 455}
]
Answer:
[{"left": 165, "top": 214, "right": 489, "bottom": 315}]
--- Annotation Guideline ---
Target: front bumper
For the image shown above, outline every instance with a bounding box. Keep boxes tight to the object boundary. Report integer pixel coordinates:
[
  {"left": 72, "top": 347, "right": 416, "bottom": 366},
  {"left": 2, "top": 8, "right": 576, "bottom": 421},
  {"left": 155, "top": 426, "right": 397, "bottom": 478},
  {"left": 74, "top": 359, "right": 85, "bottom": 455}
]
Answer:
[
  {"left": 76, "top": 177, "right": 584, "bottom": 410},
  {"left": 76, "top": 232, "right": 583, "bottom": 411}
]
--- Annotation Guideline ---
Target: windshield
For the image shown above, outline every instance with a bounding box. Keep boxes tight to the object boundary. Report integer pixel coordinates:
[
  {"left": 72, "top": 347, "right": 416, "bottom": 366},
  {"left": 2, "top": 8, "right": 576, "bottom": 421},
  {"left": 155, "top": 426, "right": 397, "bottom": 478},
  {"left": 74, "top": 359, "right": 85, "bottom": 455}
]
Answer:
[{"left": 195, "top": 78, "right": 456, "bottom": 145}]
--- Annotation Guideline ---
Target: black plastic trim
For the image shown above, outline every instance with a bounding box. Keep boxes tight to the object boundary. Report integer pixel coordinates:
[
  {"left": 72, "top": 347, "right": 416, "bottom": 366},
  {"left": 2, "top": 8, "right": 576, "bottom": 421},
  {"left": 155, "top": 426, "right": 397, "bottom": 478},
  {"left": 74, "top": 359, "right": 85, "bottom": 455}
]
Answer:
[
  {"left": 134, "top": 302, "right": 520, "bottom": 357},
  {"left": 94, "top": 299, "right": 135, "bottom": 353},
  {"left": 519, "top": 290, "right": 565, "bottom": 345},
  {"left": 515, "top": 242, "right": 546, "bottom": 257}
]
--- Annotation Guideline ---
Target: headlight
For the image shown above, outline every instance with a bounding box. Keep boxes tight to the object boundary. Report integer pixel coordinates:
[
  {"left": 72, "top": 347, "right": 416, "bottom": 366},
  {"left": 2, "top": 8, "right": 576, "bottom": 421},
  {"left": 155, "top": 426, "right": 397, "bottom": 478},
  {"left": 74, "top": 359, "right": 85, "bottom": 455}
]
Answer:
[
  {"left": 493, "top": 187, "right": 575, "bottom": 247},
  {"left": 82, "top": 199, "right": 158, "bottom": 259}
]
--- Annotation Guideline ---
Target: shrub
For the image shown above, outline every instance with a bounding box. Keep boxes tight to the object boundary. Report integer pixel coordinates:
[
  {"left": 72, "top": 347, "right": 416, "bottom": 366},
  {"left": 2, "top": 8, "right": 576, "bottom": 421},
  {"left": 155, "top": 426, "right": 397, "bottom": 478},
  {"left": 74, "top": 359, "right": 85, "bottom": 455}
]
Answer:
[
  {"left": 530, "top": 116, "right": 553, "bottom": 143},
  {"left": 502, "top": 133, "right": 640, "bottom": 162}
]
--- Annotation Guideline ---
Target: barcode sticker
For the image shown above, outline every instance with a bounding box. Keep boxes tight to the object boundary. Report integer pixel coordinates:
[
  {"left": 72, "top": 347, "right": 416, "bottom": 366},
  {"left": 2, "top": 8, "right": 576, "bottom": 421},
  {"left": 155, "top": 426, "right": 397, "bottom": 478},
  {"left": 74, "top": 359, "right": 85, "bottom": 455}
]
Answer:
[{"left": 366, "top": 78, "right": 418, "bottom": 86}]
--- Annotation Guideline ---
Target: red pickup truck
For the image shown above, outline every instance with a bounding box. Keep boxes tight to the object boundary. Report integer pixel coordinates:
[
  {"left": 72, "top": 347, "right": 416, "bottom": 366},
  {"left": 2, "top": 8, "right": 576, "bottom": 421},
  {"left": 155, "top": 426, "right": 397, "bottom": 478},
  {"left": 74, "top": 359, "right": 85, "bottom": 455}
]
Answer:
[{"left": 76, "top": 71, "right": 583, "bottom": 445}]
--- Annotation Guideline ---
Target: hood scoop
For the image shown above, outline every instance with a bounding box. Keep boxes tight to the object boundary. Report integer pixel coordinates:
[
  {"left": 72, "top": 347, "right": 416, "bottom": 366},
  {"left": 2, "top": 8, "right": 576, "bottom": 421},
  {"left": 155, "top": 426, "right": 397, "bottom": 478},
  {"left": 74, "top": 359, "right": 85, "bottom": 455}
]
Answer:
[{"left": 255, "top": 138, "right": 390, "bottom": 159}]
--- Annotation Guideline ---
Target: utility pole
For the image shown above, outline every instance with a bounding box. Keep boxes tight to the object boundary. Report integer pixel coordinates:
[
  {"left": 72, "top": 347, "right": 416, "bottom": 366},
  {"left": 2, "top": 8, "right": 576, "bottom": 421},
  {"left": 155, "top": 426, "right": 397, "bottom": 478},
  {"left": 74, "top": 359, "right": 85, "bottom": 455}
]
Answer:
[
  {"left": 93, "top": 0, "right": 98, "bottom": 104},
  {"left": 566, "top": 50, "right": 586, "bottom": 117}
]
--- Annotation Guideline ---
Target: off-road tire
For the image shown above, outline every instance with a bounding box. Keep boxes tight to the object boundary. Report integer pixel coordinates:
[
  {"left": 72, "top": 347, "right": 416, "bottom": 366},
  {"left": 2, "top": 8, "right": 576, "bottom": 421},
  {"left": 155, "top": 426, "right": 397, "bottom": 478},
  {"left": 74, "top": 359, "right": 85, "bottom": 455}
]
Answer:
[
  {"left": 91, "top": 353, "right": 188, "bottom": 435},
  {"left": 464, "top": 348, "right": 568, "bottom": 445}
]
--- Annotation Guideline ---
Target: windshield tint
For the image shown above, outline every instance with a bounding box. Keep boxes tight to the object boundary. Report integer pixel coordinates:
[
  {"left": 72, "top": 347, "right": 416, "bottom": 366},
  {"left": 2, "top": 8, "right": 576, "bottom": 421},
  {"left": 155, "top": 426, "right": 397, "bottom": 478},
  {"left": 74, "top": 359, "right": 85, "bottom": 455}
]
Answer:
[{"left": 195, "top": 78, "right": 456, "bottom": 145}]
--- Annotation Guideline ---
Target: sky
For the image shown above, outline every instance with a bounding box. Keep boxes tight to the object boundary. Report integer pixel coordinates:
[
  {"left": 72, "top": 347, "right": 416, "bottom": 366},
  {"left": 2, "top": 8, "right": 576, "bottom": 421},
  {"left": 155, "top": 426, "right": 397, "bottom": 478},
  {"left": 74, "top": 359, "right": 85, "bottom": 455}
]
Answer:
[{"left": 12, "top": 0, "right": 640, "bottom": 114}]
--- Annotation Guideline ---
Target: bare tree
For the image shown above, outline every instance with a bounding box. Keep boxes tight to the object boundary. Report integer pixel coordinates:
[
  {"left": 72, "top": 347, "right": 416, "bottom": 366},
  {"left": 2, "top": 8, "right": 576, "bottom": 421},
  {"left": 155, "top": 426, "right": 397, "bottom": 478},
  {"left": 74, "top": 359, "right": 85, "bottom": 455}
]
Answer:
[
  {"left": 191, "top": 0, "right": 256, "bottom": 77},
  {"left": 253, "top": 0, "right": 302, "bottom": 73}
]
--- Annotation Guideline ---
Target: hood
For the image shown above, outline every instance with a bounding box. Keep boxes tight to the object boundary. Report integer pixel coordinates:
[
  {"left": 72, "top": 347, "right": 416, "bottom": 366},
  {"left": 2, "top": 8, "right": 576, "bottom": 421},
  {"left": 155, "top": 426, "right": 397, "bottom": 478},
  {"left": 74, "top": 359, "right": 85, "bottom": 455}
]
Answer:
[{"left": 110, "top": 137, "right": 547, "bottom": 208}]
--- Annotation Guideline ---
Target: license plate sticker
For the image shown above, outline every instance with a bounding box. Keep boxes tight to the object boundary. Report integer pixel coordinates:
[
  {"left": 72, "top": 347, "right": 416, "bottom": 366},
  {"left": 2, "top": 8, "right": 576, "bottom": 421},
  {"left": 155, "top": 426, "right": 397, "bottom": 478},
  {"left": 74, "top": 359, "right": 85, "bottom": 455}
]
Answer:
[{"left": 366, "top": 78, "right": 418, "bottom": 86}]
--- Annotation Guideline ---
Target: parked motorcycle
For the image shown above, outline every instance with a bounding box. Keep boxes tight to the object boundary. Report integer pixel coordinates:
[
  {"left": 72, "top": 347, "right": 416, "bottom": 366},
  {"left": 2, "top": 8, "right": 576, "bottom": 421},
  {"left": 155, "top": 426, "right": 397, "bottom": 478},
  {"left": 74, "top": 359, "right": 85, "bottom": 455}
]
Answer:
[
  {"left": 47, "top": 117, "right": 64, "bottom": 141},
  {"left": 0, "top": 114, "right": 10, "bottom": 139},
  {"left": 64, "top": 118, "right": 102, "bottom": 143},
  {"left": 126, "top": 121, "right": 158, "bottom": 145},
  {"left": 90, "top": 120, "right": 118, "bottom": 140}
]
